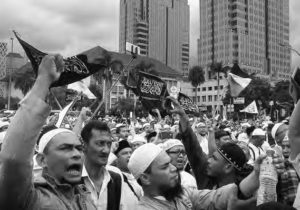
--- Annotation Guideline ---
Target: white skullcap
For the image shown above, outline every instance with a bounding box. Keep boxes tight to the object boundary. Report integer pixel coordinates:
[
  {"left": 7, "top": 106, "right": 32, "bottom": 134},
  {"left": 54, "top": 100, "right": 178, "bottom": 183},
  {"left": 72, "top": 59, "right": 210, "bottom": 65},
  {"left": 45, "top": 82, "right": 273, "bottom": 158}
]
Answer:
[
  {"left": 282, "top": 134, "right": 289, "bottom": 143},
  {"left": 241, "top": 123, "right": 251, "bottom": 128},
  {"left": 163, "top": 139, "right": 183, "bottom": 151},
  {"left": 252, "top": 128, "right": 265, "bottom": 136},
  {"left": 271, "top": 123, "right": 283, "bottom": 139},
  {"left": 116, "top": 123, "right": 125, "bottom": 128},
  {"left": 38, "top": 128, "right": 74, "bottom": 153},
  {"left": 164, "top": 125, "right": 170, "bottom": 129},
  {"left": 128, "top": 143, "right": 163, "bottom": 179},
  {"left": 196, "top": 122, "right": 206, "bottom": 127},
  {"left": 131, "top": 135, "right": 147, "bottom": 144},
  {"left": 143, "top": 123, "right": 150, "bottom": 128},
  {"left": 224, "top": 128, "right": 231, "bottom": 133}
]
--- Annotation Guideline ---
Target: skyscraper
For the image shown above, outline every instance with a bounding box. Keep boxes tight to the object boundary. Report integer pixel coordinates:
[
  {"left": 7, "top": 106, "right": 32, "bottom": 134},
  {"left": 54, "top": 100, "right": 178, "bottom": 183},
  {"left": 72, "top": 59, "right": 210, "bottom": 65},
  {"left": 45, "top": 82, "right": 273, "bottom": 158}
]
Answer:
[
  {"left": 119, "top": 0, "right": 190, "bottom": 76},
  {"left": 198, "top": 0, "right": 290, "bottom": 80}
]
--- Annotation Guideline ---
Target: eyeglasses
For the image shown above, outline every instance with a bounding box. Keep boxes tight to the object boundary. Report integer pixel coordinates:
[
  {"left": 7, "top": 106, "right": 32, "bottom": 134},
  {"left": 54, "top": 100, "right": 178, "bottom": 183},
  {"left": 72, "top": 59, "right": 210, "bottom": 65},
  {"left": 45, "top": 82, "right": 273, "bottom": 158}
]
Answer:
[{"left": 167, "top": 150, "right": 186, "bottom": 156}]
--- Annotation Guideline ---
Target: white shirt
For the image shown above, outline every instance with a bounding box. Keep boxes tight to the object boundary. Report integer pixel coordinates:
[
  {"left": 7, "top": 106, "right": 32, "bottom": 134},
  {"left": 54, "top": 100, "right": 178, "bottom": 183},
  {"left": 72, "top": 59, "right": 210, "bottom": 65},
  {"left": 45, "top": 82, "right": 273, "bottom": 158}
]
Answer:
[
  {"left": 197, "top": 134, "right": 209, "bottom": 155},
  {"left": 82, "top": 165, "right": 141, "bottom": 210},
  {"left": 248, "top": 143, "right": 266, "bottom": 166},
  {"left": 180, "top": 171, "right": 197, "bottom": 190}
]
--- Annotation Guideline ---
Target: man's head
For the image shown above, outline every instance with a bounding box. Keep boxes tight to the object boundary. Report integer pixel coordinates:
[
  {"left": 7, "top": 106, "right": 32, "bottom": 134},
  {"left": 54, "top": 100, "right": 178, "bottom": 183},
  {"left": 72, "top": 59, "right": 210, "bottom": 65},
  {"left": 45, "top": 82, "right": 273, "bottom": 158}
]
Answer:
[
  {"left": 131, "top": 135, "right": 147, "bottom": 151},
  {"left": 128, "top": 143, "right": 182, "bottom": 200},
  {"left": 207, "top": 143, "right": 246, "bottom": 179},
  {"left": 163, "top": 139, "right": 187, "bottom": 171},
  {"left": 196, "top": 122, "right": 207, "bottom": 136},
  {"left": 251, "top": 128, "right": 266, "bottom": 147},
  {"left": 36, "top": 126, "right": 83, "bottom": 185},
  {"left": 81, "top": 120, "right": 112, "bottom": 167},
  {"left": 116, "top": 125, "right": 129, "bottom": 140},
  {"left": 115, "top": 140, "right": 132, "bottom": 173},
  {"left": 271, "top": 123, "right": 289, "bottom": 146},
  {"left": 215, "top": 130, "right": 231, "bottom": 147}
]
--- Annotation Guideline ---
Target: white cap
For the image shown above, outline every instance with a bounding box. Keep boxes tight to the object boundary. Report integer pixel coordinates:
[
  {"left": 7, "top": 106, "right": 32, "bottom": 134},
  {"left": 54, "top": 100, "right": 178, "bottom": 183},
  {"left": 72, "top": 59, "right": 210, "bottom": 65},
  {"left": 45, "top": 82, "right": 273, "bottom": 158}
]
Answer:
[
  {"left": 224, "top": 128, "right": 231, "bottom": 133},
  {"left": 128, "top": 143, "right": 163, "bottom": 179},
  {"left": 196, "top": 122, "right": 206, "bottom": 127},
  {"left": 241, "top": 123, "right": 251, "bottom": 128},
  {"left": 252, "top": 128, "right": 265, "bottom": 136},
  {"left": 162, "top": 139, "right": 183, "bottom": 151},
  {"left": 116, "top": 123, "right": 125, "bottom": 128},
  {"left": 271, "top": 123, "right": 283, "bottom": 139},
  {"left": 143, "top": 123, "right": 150, "bottom": 128},
  {"left": 131, "top": 135, "right": 147, "bottom": 144},
  {"left": 38, "top": 128, "right": 74, "bottom": 153}
]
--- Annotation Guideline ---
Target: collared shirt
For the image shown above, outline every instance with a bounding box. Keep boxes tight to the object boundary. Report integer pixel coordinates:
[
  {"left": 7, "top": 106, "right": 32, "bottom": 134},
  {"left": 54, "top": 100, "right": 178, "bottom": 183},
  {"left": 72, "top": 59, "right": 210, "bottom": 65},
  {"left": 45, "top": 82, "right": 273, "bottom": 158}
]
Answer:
[
  {"left": 82, "top": 166, "right": 114, "bottom": 209},
  {"left": 180, "top": 171, "right": 197, "bottom": 191},
  {"left": 279, "top": 160, "right": 299, "bottom": 206},
  {"left": 248, "top": 143, "right": 266, "bottom": 166}
]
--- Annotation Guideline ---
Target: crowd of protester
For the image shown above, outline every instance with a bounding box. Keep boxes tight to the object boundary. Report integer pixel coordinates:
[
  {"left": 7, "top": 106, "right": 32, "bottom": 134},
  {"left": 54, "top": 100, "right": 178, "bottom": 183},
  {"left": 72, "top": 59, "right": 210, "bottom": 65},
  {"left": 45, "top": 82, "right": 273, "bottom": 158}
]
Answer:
[{"left": 0, "top": 55, "right": 299, "bottom": 209}]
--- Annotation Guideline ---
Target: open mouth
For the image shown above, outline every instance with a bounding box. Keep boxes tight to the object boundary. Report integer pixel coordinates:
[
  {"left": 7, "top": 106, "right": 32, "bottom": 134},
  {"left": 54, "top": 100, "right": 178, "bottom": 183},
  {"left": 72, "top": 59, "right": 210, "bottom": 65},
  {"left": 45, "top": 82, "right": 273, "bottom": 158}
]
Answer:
[{"left": 67, "top": 164, "right": 82, "bottom": 176}]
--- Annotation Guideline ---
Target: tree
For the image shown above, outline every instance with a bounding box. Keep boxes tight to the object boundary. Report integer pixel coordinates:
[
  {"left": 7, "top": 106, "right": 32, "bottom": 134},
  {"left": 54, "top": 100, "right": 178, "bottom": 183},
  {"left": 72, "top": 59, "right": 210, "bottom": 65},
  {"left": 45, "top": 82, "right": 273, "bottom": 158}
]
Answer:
[
  {"left": 271, "top": 80, "right": 293, "bottom": 104},
  {"left": 110, "top": 98, "right": 134, "bottom": 117},
  {"left": 188, "top": 66, "right": 205, "bottom": 104},
  {"left": 12, "top": 63, "right": 35, "bottom": 95},
  {"left": 92, "top": 50, "right": 124, "bottom": 114}
]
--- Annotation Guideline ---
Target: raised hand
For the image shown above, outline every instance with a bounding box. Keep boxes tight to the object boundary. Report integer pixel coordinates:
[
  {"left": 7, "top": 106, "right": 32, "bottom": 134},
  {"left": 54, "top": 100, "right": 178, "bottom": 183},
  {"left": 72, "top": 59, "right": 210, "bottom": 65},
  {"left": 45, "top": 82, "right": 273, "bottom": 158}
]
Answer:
[
  {"left": 38, "top": 54, "right": 63, "bottom": 86},
  {"left": 79, "top": 107, "right": 91, "bottom": 122}
]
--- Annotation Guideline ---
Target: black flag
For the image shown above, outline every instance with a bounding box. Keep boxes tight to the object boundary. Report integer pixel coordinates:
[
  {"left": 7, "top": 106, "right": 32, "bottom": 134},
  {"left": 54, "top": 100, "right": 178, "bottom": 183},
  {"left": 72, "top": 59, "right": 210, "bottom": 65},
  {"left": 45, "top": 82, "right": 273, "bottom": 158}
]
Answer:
[
  {"left": 14, "top": 32, "right": 108, "bottom": 87},
  {"left": 177, "top": 92, "right": 199, "bottom": 115}
]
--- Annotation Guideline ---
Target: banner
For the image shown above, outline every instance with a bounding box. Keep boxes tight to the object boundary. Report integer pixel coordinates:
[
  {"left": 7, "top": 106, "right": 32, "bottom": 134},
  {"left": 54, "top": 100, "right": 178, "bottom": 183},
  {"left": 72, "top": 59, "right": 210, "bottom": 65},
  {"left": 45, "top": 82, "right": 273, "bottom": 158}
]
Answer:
[
  {"left": 56, "top": 99, "right": 77, "bottom": 128},
  {"left": 177, "top": 92, "right": 199, "bottom": 115},
  {"left": 67, "top": 80, "right": 96, "bottom": 99},
  {"left": 227, "top": 64, "right": 252, "bottom": 97},
  {"left": 14, "top": 31, "right": 107, "bottom": 87},
  {"left": 240, "top": 101, "right": 258, "bottom": 114}
]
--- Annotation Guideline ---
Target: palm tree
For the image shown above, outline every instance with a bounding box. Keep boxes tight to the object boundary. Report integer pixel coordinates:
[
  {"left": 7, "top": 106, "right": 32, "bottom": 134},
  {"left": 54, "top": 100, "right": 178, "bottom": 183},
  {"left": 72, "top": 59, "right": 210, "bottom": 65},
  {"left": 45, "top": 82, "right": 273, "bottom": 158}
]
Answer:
[
  {"left": 210, "top": 62, "right": 230, "bottom": 112},
  {"left": 188, "top": 66, "right": 205, "bottom": 104},
  {"left": 12, "top": 63, "right": 35, "bottom": 95},
  {"left": 93, "top": 51, "right": 124, "bottom": 113}
]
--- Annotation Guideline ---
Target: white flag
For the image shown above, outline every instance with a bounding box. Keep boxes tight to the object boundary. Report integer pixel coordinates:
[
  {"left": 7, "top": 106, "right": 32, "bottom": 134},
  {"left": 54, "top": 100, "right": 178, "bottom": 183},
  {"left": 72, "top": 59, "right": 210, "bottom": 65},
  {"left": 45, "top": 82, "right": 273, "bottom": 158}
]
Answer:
[
  {"left": 228, "top": 73, "right": 252, "bottom": 97},
  {"left": 55, "top": 99, "right": 77, "bottom": 128},
  {"left": 67, "top": 80, "right": 96, "bottom": 99},
  {"left": 240, "top": 101, "right": 258, "bottom": 114}
]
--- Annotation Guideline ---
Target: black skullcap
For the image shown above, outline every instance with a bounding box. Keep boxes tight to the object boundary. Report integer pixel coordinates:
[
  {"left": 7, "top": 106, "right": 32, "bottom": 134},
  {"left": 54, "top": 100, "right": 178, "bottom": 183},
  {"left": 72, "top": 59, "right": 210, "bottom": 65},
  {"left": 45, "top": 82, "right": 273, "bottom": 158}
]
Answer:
[
  {"left": 217, "top": 142, "right": 246, "bottom": 171},
  {"left": 115, "top": 140, "right": 131, "bottom": 155}
]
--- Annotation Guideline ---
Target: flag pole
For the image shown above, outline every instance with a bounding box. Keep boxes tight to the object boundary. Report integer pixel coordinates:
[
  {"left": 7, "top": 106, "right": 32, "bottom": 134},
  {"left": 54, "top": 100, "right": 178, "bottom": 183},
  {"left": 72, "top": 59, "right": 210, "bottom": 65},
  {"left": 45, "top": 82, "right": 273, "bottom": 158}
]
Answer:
[
  {"left": 51, "top": 90, "right": 63, "bottom": 110},
  {"left": 91, "top": 56, "right": 136, "bottom": 119}
]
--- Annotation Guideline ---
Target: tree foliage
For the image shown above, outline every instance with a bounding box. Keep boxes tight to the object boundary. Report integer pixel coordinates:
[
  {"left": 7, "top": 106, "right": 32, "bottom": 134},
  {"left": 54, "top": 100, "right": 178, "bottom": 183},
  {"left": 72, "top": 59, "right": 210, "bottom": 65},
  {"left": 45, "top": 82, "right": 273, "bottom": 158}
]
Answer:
[
  {"left": 12, "top": 63, "right": 35, "bottom": 95},
  {"left": 188, "top": 66, "right": 205, "bottom": 88}
]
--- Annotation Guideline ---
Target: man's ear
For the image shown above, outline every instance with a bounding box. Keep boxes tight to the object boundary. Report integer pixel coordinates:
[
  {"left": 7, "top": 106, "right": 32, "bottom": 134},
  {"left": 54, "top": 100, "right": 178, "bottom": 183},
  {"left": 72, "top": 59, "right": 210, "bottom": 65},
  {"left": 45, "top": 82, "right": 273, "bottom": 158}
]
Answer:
[
  {"left": 224, "top": 164, "right": 235, "bottom": 174},
  {"left": 36, "top": 153, "right": 47, "bottom": 168},
  {"left": 140, "top": 173, "right": 151, "bottom": 186}
]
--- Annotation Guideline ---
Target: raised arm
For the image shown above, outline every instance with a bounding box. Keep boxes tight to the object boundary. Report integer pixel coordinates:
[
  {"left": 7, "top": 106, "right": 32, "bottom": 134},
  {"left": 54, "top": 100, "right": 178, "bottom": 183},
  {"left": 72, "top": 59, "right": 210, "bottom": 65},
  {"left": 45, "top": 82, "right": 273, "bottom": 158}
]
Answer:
[
  {"left": 0, "top": 55, "right": 62, "bottom": 208},
  {"left": 73, "top": 107, "right": 90, "bottom": 136},
  {"left": 168, "top": 96, "right": 211, "bottom": 189}
]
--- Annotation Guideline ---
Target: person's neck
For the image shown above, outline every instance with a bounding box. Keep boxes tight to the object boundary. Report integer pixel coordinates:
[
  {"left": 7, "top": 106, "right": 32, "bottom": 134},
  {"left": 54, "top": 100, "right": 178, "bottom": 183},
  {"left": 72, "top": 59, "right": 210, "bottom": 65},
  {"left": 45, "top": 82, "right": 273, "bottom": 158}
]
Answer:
[
  {"left": 216, "top": 174, "right": 235, "bottom": 188},
  {"left": 84, "top": 159, "right": 106, "bottom": 181},
  {"left": 143, "top": 187, "right": 162, "bottom": 199}
]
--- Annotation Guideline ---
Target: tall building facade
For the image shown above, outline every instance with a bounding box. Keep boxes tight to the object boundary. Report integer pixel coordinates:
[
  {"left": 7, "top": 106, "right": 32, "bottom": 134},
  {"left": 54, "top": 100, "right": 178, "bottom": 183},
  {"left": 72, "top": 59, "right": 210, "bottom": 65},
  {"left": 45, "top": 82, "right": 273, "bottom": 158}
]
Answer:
[
  {"left": 198, "top": 0, "right": 290, "bottom": 80},
  {"left": 119, "top": 0, "right": 190, "bottom": 76}
]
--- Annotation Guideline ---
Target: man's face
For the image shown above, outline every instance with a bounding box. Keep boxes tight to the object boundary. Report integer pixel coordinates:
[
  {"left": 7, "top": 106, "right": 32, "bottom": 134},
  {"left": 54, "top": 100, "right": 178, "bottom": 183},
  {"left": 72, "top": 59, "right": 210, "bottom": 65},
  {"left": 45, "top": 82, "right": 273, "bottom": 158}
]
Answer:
[
  {"left": 132, "top": 141, "right": 146, "bottom": 151},
  {"left": 207, "top": 151, "right": 227, "bottom": 177},
  {"left": 85, "top": 129, "right": 112, "bottom": 167},
  {"left": 117, "top": 147, "right": 132, "bottom": 172},
  {"left": 44, "top": 132, "right": 84, "bottom": 185},
  {"left": 119, "top": 127, "right": 129, "bottom": 139},
  {"left": 167, "top": 145, "right": 187, "bottom": 171},
  {"left": 148, "top": 151, "right": 178, "bottom": 190},
  {"left": 219, "top": 135, "right": 231, "bottom": 146},
  {"left": 252, "top": 135, "right": 265, "bottom": 147},
  {"left": 282, "top": 140, "right": 291, "bottom": 159},
  {"left": 197, "top": 126, "right": 207, "bottom": 136}
]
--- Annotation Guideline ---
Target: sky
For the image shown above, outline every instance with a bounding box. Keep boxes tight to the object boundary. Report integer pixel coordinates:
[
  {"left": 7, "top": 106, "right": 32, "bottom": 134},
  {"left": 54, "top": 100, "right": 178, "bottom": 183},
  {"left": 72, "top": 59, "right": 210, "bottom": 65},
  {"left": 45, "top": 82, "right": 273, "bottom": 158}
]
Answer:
[{"left": 0, "top": 0, "right": 299, "bottom": 68}]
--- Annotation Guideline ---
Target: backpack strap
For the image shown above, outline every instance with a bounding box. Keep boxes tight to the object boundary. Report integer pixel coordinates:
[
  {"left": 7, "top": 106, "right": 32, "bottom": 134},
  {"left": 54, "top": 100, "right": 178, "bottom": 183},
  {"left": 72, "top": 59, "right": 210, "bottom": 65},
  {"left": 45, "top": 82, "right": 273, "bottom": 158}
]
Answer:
[
  {"left": 122, "top": 174, "right": 140, "bottom": 200},
  {"left": 248, "top": 145, "right": 256, "bottom": 161},
  {"left": 107, "top": 170, "right": 122, "bottom": 210}
]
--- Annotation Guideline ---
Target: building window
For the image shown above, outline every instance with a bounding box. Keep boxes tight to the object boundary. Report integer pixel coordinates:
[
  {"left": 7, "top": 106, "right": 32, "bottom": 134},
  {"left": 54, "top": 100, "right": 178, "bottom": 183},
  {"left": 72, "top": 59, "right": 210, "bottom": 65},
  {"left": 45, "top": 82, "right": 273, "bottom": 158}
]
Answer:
[
  {"left": 214, "top": 95, "right": 218, "bottom": 101},
  {"left": 202, "top": 87, "right": 206, "bottom": 91},
  {"left": 198, "top": 96, "right": 200, "bottom": 102},
  {"left": 198, "top": 88, "right": 200, "bottom": 92},
  {"left": 208, "top": 87, "right": 212, "bottom": 91},
  {"left": 208, "top": 95, "right": 212, "bottom": 102},
  {"left": 214, "top": 86, "right": 218, "bottom": 90},
  {"left": 202, "top": 96, "right": 206, "bottom": 102}
]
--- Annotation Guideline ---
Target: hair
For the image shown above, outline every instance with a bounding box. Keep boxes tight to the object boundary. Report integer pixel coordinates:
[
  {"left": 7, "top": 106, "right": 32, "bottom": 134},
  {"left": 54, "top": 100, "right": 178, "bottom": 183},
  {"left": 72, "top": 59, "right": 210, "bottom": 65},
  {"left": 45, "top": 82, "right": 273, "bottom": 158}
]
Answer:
[
  {"left": 116, "top": 125, "right": 126, "bottom": 134},
  {"left": 215, "top": 129, "right": 230, "bottom": 140},
  {"left": 81, "top": 120, "right": 111, "bottom": 144},
  {"left": 137, "top": 164, "right": 152, "bottom": 186},
  {"left": 246, "top": 126, "right": 256, "bottom": 136},
  {"left": 37, "top": 125, "right": 58, "bottom": 154}
]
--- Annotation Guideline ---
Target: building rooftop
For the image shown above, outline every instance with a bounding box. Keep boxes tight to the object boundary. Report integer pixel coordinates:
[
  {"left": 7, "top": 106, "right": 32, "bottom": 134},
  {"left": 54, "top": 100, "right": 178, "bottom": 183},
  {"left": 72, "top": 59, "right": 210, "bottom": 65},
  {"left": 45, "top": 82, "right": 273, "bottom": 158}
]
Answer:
[{"left": 6, "top": 52, "right": 23, "bottom": 59}]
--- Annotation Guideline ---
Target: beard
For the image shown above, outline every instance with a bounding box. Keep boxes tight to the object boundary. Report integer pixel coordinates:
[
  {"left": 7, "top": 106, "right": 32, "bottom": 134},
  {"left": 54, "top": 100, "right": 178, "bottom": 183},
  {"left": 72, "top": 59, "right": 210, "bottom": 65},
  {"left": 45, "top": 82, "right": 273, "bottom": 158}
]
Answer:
[{"left": 160, "top": 171, "right": 183, "bottom": 201}]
